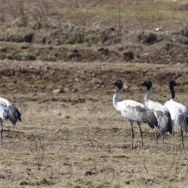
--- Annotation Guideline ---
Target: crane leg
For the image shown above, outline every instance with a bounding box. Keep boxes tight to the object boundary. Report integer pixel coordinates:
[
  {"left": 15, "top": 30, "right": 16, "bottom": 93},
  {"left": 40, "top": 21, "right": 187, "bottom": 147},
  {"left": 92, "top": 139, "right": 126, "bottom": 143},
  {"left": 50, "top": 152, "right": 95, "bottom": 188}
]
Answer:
[
  {"left": 153, "top": 128, "right": 158, "bottom": 144},
  {"left": 137, "top": 122, "right": 143, "bottom": 148},
  {"left": 172, "top": 125, "right": 175, "bottom": 150},
  {"left": 181, "top": 127, "right": 185, "bottom": 150},
  {"left": 0, "top": 118, "right": 3, "bottom": 143},
  {"left": 153, "top": 127, "right": 158, "bottom": 150},
  {"left": 161, "top": 135, "right": 164, "bottom": 148},
  {"left": 129, "top": 122, "right": 134, "bottom": 150}
]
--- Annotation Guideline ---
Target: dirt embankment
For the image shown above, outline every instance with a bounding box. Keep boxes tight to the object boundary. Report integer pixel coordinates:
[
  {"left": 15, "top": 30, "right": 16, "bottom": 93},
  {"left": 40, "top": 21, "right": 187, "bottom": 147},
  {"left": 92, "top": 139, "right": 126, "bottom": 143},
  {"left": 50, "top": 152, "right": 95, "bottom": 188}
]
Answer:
[
  {"left": 0, "top": 1, "right": 188, "bottom": 64},
  {"left": 0, "top": 21, "right": 188, "bottom": 64},
  {"left": 0, "top": 0, "right": 188, "bottom": 64}
]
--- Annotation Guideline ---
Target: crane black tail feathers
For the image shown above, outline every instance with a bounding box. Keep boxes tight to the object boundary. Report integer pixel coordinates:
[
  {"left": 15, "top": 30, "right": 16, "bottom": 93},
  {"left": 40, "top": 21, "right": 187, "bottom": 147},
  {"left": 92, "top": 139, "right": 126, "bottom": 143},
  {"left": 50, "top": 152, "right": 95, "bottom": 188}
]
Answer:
[
  {"left": 15, "top": 108, "right": 22, "bottom": 122},
  {"left": 166, "top": 112, "right": 173, "bottom": 135},
  {"left": 167, "top": 119, "right": 173, "bottom": 135},
  {"left": 179, "top": 113, "right": 188, "bottom": 133},
  {"left": 6, "top": 105, "right": 22, "bottom": 125},
  {"left": 144, "top": 111, "right": 158, "bottom": 129}
]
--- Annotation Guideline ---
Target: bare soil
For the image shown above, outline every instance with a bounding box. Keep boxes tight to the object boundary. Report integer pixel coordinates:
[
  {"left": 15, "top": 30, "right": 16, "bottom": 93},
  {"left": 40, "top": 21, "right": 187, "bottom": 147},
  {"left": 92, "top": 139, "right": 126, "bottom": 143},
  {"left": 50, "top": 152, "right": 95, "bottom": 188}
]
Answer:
[{"left": 0, "top": 60, "right": 188, "bottom": 187}]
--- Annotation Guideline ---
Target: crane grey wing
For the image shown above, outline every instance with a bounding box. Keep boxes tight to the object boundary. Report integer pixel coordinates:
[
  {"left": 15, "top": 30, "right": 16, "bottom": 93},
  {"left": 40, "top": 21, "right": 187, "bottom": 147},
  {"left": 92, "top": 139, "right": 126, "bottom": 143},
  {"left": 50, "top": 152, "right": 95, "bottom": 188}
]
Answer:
[
  {"left": 5, "top": 105, "right": 22, "bottom": 125},
  {"left": 164, "top": 110, "right": 171, "bottom": 117},
  {"left": 154, "top": 110, "right": 173, "bottom": 135},
  {"left": 125, "top": 105, "right": 157, "bottom": 129},
  {"left": 179, "top": 112, "right": 188, "bottom": 133}
]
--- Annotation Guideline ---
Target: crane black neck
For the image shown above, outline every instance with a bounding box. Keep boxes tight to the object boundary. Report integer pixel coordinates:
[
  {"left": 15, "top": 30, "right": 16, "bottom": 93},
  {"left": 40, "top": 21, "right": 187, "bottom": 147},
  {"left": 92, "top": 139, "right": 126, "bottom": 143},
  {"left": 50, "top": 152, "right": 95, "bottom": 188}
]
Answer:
[
  {"left": 169, "top": 80, "right": 178, "bottom": 100},
  {"left": 169, "top": 85, "right": 175, "bottom": 100},
  {"left": 146, "top": 83, "right": 152, "bottom": 91}
]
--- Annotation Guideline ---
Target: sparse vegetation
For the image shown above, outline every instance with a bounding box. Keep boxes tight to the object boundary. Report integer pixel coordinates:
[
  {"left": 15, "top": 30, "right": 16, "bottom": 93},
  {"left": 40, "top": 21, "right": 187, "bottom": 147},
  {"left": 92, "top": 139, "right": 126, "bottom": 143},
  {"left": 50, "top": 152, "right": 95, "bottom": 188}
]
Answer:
[
  {"left": 0, "top": 0, "right": 188, "bottom": 187},
  {"left": 0, "top": 61, "right": 187, "bottom": 187}
]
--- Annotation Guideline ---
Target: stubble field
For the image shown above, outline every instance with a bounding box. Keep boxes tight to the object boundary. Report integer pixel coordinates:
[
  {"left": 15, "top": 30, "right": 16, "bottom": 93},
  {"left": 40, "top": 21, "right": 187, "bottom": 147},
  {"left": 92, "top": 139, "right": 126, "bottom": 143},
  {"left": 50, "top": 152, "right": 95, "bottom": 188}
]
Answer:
[{"left": 0, "top": 61, "right": 188, "bottom": 187}]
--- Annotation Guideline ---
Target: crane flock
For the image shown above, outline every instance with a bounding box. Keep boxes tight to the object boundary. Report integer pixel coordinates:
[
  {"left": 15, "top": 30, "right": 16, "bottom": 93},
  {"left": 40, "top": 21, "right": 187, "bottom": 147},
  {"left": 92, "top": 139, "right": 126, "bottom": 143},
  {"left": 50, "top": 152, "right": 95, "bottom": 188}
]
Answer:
[
  {"left": 110, "top": 79, "right": 188, "bottom": 149},
  {"left": 0, "top": 78, "right": 187, "bottom": 151}
]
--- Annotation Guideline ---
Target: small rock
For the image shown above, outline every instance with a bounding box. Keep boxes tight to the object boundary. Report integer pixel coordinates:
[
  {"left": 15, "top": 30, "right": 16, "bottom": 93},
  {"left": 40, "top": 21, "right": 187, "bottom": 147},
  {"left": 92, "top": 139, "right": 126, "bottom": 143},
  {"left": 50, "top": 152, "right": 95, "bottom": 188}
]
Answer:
[
  {"left": 63, "top": 88, "right": 69, "bottom": 93},
  {"left": 53, "top": 89, "right": 62, "bottom": 94},
  {"left": 124, "top": 85, "right": 129, "bottom": 90}
]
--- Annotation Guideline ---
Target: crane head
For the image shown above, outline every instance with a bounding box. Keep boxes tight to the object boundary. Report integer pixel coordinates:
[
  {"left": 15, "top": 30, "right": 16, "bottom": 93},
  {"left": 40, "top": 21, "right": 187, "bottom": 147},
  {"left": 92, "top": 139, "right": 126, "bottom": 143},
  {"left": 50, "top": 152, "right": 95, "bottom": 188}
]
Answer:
[
  {"left": 169, "top": 80, "right": 180, "bottom": 87},
  {"left": 137, "top": 79, "right": 152, "bottom": 90},
  {"left": 109, "top": 79, "right": 123, "bottom": 90}
]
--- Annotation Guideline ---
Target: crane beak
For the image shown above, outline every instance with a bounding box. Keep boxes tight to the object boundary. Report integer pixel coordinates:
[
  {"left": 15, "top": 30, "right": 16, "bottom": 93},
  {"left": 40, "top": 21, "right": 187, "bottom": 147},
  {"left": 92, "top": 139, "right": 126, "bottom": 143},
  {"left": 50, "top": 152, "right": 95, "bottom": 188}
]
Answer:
[
  {"left": 137, "top": 82, "right": 144, "bottom": 87},
  {"left": 109, "top": 81, "right": 116, "bottom": 86},
  {"left": 175, "top": 83, "right": 182, "bottom": 86},
  {"left": 181, "top": 82, "right": 188, "bottom": 86}
]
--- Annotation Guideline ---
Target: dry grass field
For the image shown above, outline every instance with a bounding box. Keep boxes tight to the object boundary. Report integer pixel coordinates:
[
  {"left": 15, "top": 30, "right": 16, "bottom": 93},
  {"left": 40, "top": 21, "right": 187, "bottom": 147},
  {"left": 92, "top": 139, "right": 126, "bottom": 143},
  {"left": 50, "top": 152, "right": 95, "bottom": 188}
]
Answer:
[
  {"left": 0, "top": 0, "right": 188, "bottom": 187},
  {"left": 0, "top": 61, "right": 187, "bottom": 187}
]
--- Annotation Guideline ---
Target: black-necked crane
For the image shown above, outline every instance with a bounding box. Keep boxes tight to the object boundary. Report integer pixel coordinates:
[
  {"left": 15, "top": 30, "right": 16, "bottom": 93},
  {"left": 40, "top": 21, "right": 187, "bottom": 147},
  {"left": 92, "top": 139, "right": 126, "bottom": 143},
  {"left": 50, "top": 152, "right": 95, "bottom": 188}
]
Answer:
[
  {"left": 0, "top": 97, "right": 22, "bottom": 142},
  {"left": 164, "top": 80, "right": 188, "bottom": 149},
  {"left": 137, "top": 79, "right": 173, "bottom": 145},
  {"left": 110, "top": 79, "right": 158, "bottom": 149}
]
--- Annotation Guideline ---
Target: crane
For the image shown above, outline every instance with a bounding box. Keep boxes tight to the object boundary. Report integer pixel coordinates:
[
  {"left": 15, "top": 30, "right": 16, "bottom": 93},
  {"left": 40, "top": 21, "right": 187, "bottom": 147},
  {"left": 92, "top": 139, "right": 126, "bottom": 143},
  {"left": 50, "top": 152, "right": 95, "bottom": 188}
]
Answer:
[
  {"left": 0, "top": 97, "right": 22, "bottom": 142},
  {"left": 110, "top": 79, "right": 158, "bottom": 149},
  {"left": 137, "top": 79, "right": 173, "bottom": 146},
  {"left": 164, "top": 80, "right": 188, "bottom": 149}
]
